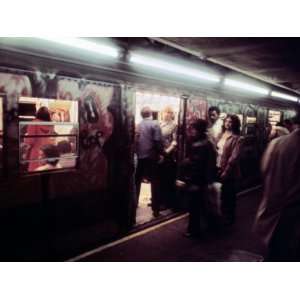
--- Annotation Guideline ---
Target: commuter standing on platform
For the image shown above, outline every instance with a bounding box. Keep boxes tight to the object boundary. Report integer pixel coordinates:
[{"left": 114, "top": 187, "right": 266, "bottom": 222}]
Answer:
[
  {"left": 217, "top": 114, "right": 243, "bottom": 226},
  {"left": 254, "top": 111, "right": 300, "bottom": 261},
  {"left": 268, "top": 122, "right": 290, "bottom": 141},
  {"left": 208, "top": 106, "right": 223, "bottom": 146},
  {"left": 283, "top": 119, "right": 293, "bottom": 133},
  {"left": 135, "top": 106, "right": 164, "bottom": 217},
  {"left": 176, "top": 119, "right": 216, "bottom": 237}
]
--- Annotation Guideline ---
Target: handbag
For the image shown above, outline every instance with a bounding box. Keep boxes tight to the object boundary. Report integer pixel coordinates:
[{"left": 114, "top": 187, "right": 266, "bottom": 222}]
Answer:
[{"left": 206, "top": 182, "right": 222, "bottom": 217}]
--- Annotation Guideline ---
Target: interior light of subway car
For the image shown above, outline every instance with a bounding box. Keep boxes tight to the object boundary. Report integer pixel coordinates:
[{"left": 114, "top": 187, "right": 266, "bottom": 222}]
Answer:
[
  {"left": 130, "top": 53, "right": 221, "bottom": 83},
  {"left": 224, "top": 78, "right": 270, "bottom": 96},
  {"left": 271, "top": 91, "right": 298, "bottom": 102},
  {"left": 36, "top": 38, "right": 119, "bottom": 58}
]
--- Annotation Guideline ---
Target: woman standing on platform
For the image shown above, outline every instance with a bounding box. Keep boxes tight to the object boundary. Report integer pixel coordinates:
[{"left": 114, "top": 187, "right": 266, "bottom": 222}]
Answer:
[{"left": 217, "top": 114, "right": 243, "bottom": 225}]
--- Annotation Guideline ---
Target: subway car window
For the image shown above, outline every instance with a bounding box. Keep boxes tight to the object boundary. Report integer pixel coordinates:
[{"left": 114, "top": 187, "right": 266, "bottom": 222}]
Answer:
[
  {"left": 135, "top": 91, "right": 180, "bottom": 125},
  {"left": 268, "top": 110, "right": 282, "bottom": 127},
  {"left": 18, "top": 97, "right": 79, "bottom": 174},
  {"left": 246, "top": 116, "right": 257, "bottom": 124}
]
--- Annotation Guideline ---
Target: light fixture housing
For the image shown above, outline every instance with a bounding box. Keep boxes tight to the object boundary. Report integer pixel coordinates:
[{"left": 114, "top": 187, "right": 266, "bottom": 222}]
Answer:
[
  {"left": 271, "top": 91, "right": 298, "bottom": 102},
  {"left": 130, "top": 53, "right": 221, "bottom": 83},
  {"left": 36, "top": 37, "right": 119, "bottom": 58},
  {"left": 224, "top": 78, "right": 270, "bottom": 96}
]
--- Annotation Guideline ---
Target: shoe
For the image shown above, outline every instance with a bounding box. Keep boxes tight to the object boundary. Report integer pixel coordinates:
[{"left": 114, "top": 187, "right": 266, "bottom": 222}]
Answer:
[
  {"left": 183, "top": 232, "right": 193, "bottom": 238},
  {"left": 183, "top": 231, "right": 203, "bottom": 238},
  {"left": 152, "top": 211, "right": 161, "bottom": 218}
]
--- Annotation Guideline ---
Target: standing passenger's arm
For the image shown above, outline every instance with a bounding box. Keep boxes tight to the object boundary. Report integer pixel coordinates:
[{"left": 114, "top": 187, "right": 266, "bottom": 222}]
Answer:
[
  {"left": 153, "top": 123, "right": 164, "bottom": 156},
  {"left": 206, "top": 142, "right": 217, "bottom": 184},
  {"left": 221, "top": 137, "right": 243, "bottom": 180}
]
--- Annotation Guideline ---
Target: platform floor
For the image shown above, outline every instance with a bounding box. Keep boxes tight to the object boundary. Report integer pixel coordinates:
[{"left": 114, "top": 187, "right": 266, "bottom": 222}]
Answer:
[{"left": 70, "top": 187, "right": 264, "bottom": 262}]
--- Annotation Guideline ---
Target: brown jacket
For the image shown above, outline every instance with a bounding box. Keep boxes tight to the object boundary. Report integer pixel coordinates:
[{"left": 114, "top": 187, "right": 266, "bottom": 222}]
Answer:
[
  {"left": 253, "top": 129, "right": 300, "bottom": 247},
  {"left": 219, "top": 134, "right": 243, "bottom": 180}
]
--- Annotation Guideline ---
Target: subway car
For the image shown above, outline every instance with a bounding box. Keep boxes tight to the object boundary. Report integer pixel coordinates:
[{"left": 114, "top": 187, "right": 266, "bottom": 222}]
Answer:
[{"left": 0, "top": 37, "right": 298, "bottom": 260}]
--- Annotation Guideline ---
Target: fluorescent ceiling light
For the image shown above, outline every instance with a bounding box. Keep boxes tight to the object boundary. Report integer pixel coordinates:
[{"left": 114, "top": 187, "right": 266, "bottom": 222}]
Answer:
[
  {"left": 224, "top": 78, "right": 269, "bottom": 95},
  {"left": 130, "top": 53, "right": 220, "bottom": 83},
  {"left": 36, "top": 38, "right": 119, "bottom": 58},
  {"left": 271, "top": 91, "right": 298, "bottom": 102}
]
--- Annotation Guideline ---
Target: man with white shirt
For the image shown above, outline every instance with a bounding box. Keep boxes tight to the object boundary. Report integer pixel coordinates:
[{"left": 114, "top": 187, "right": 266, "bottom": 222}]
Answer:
[{"left": 208, "top": 106, "right": 223, "bottom": 145}]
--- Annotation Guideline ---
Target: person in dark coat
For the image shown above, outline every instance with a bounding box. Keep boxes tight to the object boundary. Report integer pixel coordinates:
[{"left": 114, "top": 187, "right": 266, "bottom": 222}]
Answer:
[{"left": 176, "top": 119, "right": 217, "bottom": 237}]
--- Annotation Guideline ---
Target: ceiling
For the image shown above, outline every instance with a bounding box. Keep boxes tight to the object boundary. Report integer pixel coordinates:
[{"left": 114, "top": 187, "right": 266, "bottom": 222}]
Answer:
[{"left": 154, "top": 38, "right": 300, "bottom": 94}]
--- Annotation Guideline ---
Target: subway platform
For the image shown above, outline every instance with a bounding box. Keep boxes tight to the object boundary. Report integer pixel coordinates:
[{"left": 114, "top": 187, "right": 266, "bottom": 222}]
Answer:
[{"left": 69, "top": 187, "right": 264, "bottom": 262}]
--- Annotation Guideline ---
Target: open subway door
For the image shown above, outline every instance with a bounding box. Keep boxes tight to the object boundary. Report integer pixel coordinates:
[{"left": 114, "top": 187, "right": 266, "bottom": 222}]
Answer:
[{"left": 134, "top": 91, "right": 181, "bottom": 224}]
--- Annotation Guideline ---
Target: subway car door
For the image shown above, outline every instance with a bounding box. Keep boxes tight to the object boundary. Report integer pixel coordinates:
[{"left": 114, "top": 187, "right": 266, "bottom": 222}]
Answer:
[
  {"left": 175, "top": 95, "right": 208, "bottom": 210},
  {"left": 240, "top": 107, "right": 260, "bottom": 189},
  {"left": 134, "top": 91, "right": 181, "bottom": 224}
]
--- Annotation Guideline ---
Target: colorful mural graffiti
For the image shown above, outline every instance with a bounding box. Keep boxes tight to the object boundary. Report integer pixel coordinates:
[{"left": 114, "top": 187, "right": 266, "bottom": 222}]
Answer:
[
  {"left": 57, "top": 79, "right": 115, "bottom": 190},
  {"left": 0, "top": 71, "right": 127, "bottom": 206},
  {"left": 185, "top": 97, "right": 208, "bottom": 137},
  {"left": 0, "top": 73, "right": 32, "bottom": 105}
]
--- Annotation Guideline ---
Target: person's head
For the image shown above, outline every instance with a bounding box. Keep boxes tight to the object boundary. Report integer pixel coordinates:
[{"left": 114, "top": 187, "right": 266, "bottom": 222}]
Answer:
[
  {"left": 283, "top": 119, "right": 293, "bottom": 132},
  {"left": 276, "top": 121, "right": 284, "bottom": 127},
  {"left": 36, "top": 106, "right": 51, "bottom": 121},
  {"left": 51, "top": 111, "right": 61, "bottom": 122},
  {"left": 291, "top": 109, "right": 300, "bottom": 130},
  {"left": 57, "top": 140, "right": 72, "bottom": 154},
  {"left": 140, "top": 106, "right": 152, "bottom": 119},
  {"left": 208, "top": 106, "right": 220, "bottom": 123},
  {"left": 189, "top": 119, "right": 208, "bottom": 140},
  {"left": 269, "top": 125, "right": 289, "bottom": 140},
  {"left": 265, "top": 122, "right": 272, "bottom": 136},
  {"left": 223, "top": 114, "right": 241, "bottom": 135},
  {"left": 39, "top": 144, "right": 60, "bottom": 166},
  {"left": 162, "top": 106, "right": 175, "bottom": 122}
]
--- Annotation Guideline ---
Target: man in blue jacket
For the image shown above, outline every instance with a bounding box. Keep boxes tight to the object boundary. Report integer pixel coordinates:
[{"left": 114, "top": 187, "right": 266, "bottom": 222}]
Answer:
[{"left": 135, "top": 106, "right": 164, "bottom": 217}]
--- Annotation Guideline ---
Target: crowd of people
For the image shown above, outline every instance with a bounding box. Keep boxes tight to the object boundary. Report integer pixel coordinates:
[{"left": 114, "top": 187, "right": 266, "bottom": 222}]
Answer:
[
  {"left": 135, "top": 106, "right": 178, "bottom": 217},
  {"left": 135, "top": 104, "right": 300, "bottom": 260},
  {"left": 23, "top": 106, "right": 75, "bottom": 172}
]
